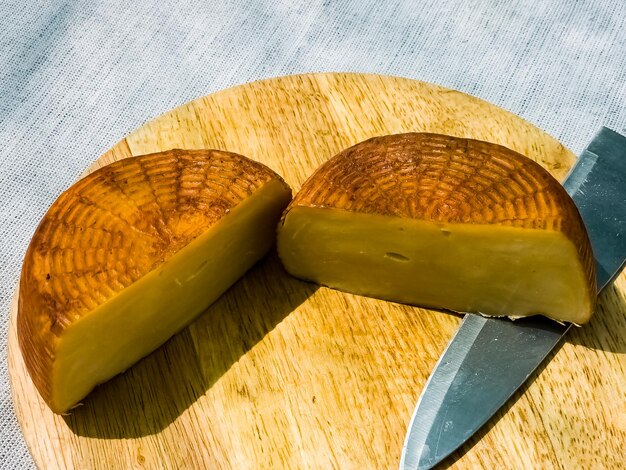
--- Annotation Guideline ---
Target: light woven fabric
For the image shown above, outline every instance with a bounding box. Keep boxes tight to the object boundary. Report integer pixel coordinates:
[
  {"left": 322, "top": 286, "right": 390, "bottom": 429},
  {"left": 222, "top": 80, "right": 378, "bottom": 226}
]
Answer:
[{"left": 1, "top": 1, "right": 625, "bottom": 467}]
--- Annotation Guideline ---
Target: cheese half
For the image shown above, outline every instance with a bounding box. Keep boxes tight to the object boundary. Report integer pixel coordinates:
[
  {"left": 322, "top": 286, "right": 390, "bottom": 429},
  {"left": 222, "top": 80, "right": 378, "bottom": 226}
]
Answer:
[
  {"left": 18, "top": 149, "right": 292, "bottom": 413},
  {"left": 278, "top": 133, "right": 596, "bottom": 324}
]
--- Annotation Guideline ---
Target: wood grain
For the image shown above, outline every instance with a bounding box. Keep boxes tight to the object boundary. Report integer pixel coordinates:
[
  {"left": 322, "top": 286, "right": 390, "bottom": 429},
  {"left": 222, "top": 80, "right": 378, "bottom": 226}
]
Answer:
[{"left": 8, "top": 73, "right": 626, "bottom": 469}]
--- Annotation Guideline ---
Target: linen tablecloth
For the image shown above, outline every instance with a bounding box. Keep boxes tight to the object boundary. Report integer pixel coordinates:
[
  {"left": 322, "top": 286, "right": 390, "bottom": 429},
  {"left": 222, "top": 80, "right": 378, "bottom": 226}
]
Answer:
[{"left": 2, "top": 1, "right": 625, "bottom": 467}]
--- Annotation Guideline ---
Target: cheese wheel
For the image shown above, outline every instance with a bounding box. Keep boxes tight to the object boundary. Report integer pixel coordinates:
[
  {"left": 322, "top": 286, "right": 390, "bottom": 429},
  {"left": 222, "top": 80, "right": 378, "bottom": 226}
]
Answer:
[
  {"left": 278, "top": 133, "right": 596, "bottom": 324},
  {"left": 18, "top": 149, "right": 291, "bottom": 413}
]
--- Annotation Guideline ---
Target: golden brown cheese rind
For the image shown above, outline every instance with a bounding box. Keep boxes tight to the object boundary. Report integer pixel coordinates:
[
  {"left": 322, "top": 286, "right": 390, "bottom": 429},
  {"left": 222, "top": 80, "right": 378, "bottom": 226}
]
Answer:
[
  {"left": 283, "top": 132, "right": 596, "bottom": 318},
  {"left": 18, "top": 149, "right": 290, "bottom": 408}
]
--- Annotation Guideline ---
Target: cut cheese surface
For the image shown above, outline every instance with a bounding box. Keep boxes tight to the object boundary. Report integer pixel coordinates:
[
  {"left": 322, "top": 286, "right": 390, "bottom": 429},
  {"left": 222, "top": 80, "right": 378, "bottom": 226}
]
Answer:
[
  {"left": 279, "top": 207, "right": 592, "bottom": 323},
  {"left": 18, "top": 149, "right": 291, "bottom": 413},
  {"left": 278, "top": 133, "right": 596, "bottom": 324}
]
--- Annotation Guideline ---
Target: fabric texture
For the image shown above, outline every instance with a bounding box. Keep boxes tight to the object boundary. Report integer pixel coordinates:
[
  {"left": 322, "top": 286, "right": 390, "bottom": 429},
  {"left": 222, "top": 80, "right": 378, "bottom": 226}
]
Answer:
[{"left": 1, "top": 1, "right": 625, "bottom": 467}]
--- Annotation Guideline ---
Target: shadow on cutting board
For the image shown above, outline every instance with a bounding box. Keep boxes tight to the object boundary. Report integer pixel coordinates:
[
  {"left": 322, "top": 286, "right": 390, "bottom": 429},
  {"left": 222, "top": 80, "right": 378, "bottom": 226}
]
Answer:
[{"left": 63, "top": 250, "right": 318, "bottom": 438}]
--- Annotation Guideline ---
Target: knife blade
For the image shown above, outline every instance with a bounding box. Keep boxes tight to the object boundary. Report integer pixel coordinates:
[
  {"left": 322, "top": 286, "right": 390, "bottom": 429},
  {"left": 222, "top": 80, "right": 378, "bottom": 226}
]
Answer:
[{"left": 400, "top": 127, "right": 626, "bottom": 470}]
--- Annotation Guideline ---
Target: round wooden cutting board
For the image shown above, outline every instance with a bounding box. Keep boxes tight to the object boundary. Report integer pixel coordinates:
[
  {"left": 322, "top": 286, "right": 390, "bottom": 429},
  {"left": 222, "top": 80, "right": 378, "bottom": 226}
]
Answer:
[{"left": 8, "top": 73, "right": 626, "bottom": 469}]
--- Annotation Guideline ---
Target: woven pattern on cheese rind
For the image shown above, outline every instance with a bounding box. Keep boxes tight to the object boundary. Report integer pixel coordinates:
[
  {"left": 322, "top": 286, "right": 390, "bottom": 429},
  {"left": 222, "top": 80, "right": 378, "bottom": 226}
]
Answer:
[
  {"left": 287, "top": 132, "right": 596, "bottom": 309},
  {"left": 18, "top": 149, "right": 288, "bottom": 404}
]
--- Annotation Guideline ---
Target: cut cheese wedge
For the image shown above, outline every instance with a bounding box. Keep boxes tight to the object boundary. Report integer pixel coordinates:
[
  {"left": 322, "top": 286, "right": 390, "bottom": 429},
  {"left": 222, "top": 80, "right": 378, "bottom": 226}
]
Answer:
[
  {"left": 18, "top": 149, "right": 291, "bottom": 413},
  {"left": 278, "top": 133, "right": 596, "bottom": 324}
]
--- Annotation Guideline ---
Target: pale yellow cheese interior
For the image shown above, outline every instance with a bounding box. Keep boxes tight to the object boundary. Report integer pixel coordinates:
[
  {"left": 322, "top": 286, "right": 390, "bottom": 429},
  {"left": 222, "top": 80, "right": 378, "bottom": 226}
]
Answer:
[
  {"left": 53, "top": 180, "right": 289, "bottom": 412},
  {"left": 278, "top": 207, "right": 591, "bottom": 324}
]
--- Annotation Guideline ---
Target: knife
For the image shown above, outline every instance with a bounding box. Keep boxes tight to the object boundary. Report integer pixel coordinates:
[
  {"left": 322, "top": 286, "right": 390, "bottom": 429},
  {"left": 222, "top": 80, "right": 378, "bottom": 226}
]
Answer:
[{"left": 400, "top": 127, "right": 626, "bottom": 470}]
